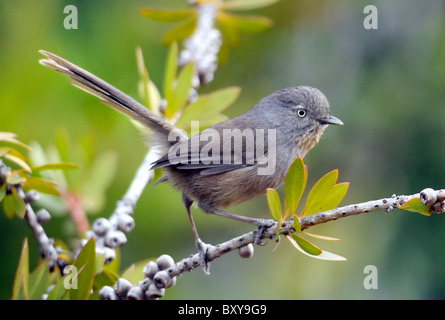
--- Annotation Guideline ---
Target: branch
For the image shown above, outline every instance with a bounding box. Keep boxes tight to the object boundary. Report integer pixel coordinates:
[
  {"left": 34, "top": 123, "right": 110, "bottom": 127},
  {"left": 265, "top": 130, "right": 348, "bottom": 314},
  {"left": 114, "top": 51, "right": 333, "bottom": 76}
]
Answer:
[
  {"left": 99, "top": 188, "right": 445, "bottom": 300},
  {"left": 0, "top": 160, "right": 60, "bottom": 270}
]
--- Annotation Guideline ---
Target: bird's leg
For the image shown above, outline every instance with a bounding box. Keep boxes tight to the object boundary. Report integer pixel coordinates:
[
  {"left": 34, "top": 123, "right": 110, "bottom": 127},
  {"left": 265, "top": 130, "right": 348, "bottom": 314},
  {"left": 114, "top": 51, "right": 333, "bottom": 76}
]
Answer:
[
  {"left": 183, "top": 196, "right": 212, "bottom": 274},
  {"left": 198, "top": 203, "right": 277, "bottom": 244}
]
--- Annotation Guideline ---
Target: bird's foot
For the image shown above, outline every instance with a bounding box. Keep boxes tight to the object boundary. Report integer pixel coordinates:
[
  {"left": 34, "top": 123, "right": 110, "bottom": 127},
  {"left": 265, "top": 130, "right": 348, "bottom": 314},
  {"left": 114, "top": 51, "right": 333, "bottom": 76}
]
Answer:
[
  {"left": 253, "top": 219, "right": 277, "bottom": 245},
  {"left": 195, "top": 238, "right": 212, "bottom": 275}
]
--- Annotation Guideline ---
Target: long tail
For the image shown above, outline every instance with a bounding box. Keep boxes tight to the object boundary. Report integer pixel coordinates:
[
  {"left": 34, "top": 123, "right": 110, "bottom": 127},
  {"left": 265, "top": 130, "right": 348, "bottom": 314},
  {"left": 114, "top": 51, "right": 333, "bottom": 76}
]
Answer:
[{"left": 39, "top": 50, "right": 185, "bottom": 148}]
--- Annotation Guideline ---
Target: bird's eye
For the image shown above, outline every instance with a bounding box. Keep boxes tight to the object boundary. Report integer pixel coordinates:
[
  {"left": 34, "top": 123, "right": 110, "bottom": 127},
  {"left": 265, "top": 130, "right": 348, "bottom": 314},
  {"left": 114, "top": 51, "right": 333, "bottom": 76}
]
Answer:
[{"left": 297, "top": 109, "right": 306, "bottom": 118}]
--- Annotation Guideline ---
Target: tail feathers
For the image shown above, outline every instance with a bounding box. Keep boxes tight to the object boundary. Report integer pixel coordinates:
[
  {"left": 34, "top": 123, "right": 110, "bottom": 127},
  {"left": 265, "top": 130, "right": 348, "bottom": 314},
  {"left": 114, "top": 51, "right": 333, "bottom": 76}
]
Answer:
[{"left": 39, "top": 50, "right": 186, "bottom": 146}]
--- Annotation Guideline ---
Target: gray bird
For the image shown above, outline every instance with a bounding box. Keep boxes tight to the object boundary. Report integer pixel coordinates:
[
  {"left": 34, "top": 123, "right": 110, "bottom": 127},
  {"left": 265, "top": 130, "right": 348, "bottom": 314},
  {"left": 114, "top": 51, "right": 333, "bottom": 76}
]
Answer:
[{"left": 39, "top": 50, "right": 343, "bottom": 272}]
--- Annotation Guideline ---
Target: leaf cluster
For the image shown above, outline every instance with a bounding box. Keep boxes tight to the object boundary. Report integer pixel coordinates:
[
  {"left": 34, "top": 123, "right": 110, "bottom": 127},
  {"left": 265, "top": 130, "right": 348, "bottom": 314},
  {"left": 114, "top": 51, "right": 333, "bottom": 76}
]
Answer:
[
  {"left": 140, "top": 0, "right": 278, "bottom": 64},
  {"left": 11, "top": 237, "right": 152, "bottom": 300},
  {"left": 136, "top": 44, "right": 241, "bottom": 135},
  {"left": 0, "top": 132, "right": 79, "bottom": 219},
  {"left": 267, "top": 157, "right": 348, "bottom": 261}
]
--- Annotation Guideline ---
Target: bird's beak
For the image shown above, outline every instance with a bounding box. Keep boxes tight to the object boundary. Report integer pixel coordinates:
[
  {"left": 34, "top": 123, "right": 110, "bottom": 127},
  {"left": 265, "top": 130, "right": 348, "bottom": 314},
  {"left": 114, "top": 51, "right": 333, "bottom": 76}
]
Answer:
[{"left": 317, "top": 115, "right": 344, "bottom": 126}]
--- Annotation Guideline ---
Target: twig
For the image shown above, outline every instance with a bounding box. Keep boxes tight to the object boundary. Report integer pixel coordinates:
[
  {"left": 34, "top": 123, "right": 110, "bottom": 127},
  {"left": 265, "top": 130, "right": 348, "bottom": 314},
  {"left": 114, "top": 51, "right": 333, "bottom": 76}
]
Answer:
[{"left": 100, "top": 188, "right": 445, "bottom": 299}]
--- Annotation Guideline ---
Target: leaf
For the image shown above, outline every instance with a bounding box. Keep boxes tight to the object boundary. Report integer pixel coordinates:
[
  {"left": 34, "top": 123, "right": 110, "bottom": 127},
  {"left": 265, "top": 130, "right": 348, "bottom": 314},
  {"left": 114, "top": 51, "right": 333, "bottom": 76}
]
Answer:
[
  {"left": 11, "top": 186, "right": 26, "bottom": 218},
  {"left": 162, "top": 17, "right": 197, "bottom": 46},
  {"left": 4, "top": 154, "right": 31, "bottom": 172},
  {"left": 302, "top": 231, "right": 341, "bottom": 241},
  {"left": 314, "top": 182, "right": 349, "bottom": 214},
  {"left": 46, "top": 275, "right": 68, "bottom": 300},
  {"left": 6, "top": 174, "right": 25, "bottom": 185},
  {"left": 11, "top": 238, "right": 29, "bottom": 300},
  {"left": 164, "top": 42, "right": 178, "bottom": 103},
  {"left": 218, "top": 18, "right": 241, "bottom": 46},
  {"left": 267, "top": 188, "right": 282, "bottom": 222},
  {"left": 290, "top": 234, "right": 321, "bottom": 256},
  {"left": 221, "top": 0, "right": 279, "bottom": 11},
  {"left": 284, "top": 157, "right": 307, "bottom": 218},
  {"left": 93, "top": 267, "right": 120, "bottom": 291},
  {"left": 286, "top": 235, "right": 347, "bottom": 261},
  {"left": 176, "top": 87, "right": 241, "bottom": 129},
  {"left": 398, "top": 197, "right": 432, "bottom": 216},
  {"left": 31, "top": 162, "right": 80, "bottom": 173},
  {"left": 28, "top": 261, "right": 49, "bottom": 300},
  {"left": 0, "top": 132, "right": 31, "bottom": 151},
  {"left": 136, "top": 47, "right": 161, "bottom": 114},
  {"left": 0, "top": 132, "right": 17, "bottom": 141},
  {"left": 176, "top": 96, "right": 208, "bottom": 129},
  {"left": 165, "top": 62, "right": 195, "bottom": 119},
  {"left": 69, "top": 238, "right": 96, "bottom": 300},
  {"left": 292, "top": 214, "right": 301, "bottom": 234},
  {"left": 121, "top": 259, "right": 153, "bottom": 284},
  {"left": 140, "top": 7, "right": 195, "bottom": 22},
  {"left": 0, "top": 147, "right": 11, "bottom": 158},
  {"left": 3, "top": 192, "right": 16, "bottom": 219},
  {"left": 206, "top": 86, "right": 241, "bottom": 113},
  {"left": 0, "top": 183, "right": 5, "bottom": 202},
  {"left": 301, "top": 170, "right": 338, "bottom": 217},
  {"left": 217, "top": 12, "right": 273, "bottom": 34},
  {"left": 23, "top": 177, "right": 60, "bottom": 196}
]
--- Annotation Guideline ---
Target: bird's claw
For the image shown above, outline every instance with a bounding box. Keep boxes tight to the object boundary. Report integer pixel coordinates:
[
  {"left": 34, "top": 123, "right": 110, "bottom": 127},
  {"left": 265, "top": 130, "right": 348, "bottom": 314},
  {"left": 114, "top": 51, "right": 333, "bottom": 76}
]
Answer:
[
  {"left": 253, "top": 219, "right": 276, "bottom": 245},
  {"left": 195, "top": 238, "right": 212, "bottom": 275}
]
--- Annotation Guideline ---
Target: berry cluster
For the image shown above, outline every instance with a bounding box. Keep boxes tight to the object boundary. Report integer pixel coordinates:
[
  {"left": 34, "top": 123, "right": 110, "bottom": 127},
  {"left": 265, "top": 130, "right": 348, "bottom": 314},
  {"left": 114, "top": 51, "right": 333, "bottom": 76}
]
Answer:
[{"left": 99, "top": 254, "right": 176, "bottom": 300}]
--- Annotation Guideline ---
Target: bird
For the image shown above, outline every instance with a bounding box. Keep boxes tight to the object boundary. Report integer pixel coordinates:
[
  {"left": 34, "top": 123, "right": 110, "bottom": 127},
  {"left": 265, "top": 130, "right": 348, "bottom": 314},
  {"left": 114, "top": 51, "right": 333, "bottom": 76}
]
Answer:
[{"left": 39, "top": 50, "right": 343, "bottom": 272}]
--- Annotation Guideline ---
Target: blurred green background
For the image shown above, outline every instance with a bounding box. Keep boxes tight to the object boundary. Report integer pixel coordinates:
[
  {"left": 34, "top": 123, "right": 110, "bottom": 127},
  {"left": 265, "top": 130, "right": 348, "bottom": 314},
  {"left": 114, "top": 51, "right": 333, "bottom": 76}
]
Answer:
[{"left": 1, "top": 0, "right": 445, "bottom": 299}]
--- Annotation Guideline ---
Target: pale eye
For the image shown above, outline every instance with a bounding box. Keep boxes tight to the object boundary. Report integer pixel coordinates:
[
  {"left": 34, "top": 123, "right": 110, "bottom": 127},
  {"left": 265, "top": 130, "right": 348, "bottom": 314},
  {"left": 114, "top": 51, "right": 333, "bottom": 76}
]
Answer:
[{"left": 297, "top": 109, "right": 306, "bottom": 118}]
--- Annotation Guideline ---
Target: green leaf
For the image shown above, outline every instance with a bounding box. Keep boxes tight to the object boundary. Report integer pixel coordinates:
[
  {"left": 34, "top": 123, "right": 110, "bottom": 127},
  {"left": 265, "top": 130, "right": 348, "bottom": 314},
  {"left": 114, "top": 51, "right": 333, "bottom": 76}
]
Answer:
[
  {"left": 23, "top": 177, "right": 60, "bottom": 196},
  {"left": 46, "top": 275, "right": 68, "bottom": 300},
  {"left": 0, "top": 146, "right": 12, "bottom": 158},
  {"left": 284, "top": 157, "right": 307, "bottom": 218},
  {"left": 31, "top": 162, "right": 80, "bottom": 173},
  {"left": 93, "top": 267, "right": 120, "bottom": 291},
  {"left": 0, "top": 132, "right": 31, "bottom": 151},
  {"left": 6, "top": 174, "right": 25, "bottom": 185},
  {"left": 135, "top": 46, "right": 151, "bottom": 109},
  {"left": 0, "top": 183, "right": 5, "bottom": 202},
  {"left": 162, "top": 17, "right": 197, "bottom": 46},
  {"left": 164, "top": 42, "right": 178, "bottom": 103},
  {"left": 4, "top": 154, "right": 31, "bottom": 172},
  {"left": 11, "top": 238, "right": 29, "bottom": 300},
  {"left": 221, "top": 0, "right": 279, "bottom": 11},
  {"left": 302, "top": 231, "right": 340, "bottom": 241},
  {"left": 207, "top": 86, "right": 241, "bottom": 113},
  {"left": 3, "top": 192, "right": 16, "bottom": 219},
  {"left": 217, "top": 13, "right": 273, "bottom": 34},
  {"left": 218, "top": 18, "right": 241, "bottom": 46},
  {"left": 290, "top": 234, "right": 321, "bottom": 256},
  {"left": 135, "top": 47, "right": 161, "bottom": 114},
  {"left": 29, "top": 261, "right": 49, "bottom": 300},
  {"left": 314, "top": 182, "right": 349, "bottom": 214},
  {"left": 398, "top": 197, "right": 432, "bottom": 216},
  {"left": 176, "top": 87, "right": 241, "bottom": 129},
  {"left": 176, "top": 96, "right": 208, "bottom": 129},
  {"left": 11, "top": 187, "right": 26, "bottom": 218},
  {"left": 301, "top": 170, "right": 338, "bottom": 217},
  {"left": 292, "top": 214, "right": 301, "bottom": 234},
  {"left": 165, "top": 62, "right": 195, "bottom": 119},
  {"left": 121, "top": 259, "right": 153, "bottom": 284},
  {"left": 286, "top": 235, "right": 347, "bottom": 261},
  {"left": 267, "top": 188, "right": 282, "bottom": 222},
  {"left": 140, "top": 7, "right": 195, "bottom": 22},
  {"left": 69, "top": 238, "right": 96, "bottom": 300},
  {"left": 0, "top": 132, "right": 17, "bottom": 141}
]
